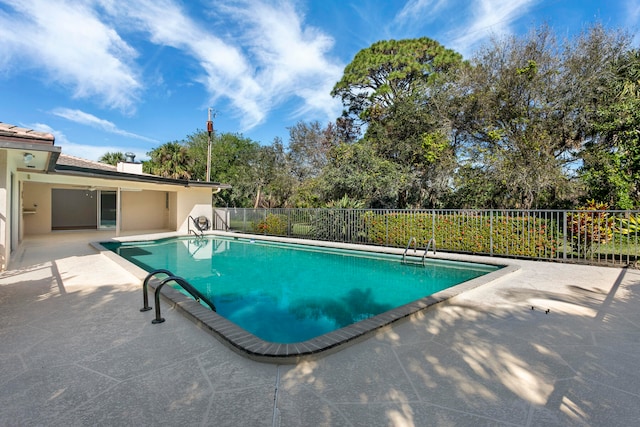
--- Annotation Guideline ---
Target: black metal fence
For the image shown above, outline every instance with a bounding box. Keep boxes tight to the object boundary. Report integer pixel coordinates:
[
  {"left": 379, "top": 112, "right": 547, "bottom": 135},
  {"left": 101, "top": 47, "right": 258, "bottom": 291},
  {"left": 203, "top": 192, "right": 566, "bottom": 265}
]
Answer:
[{"left": 214, "top": 208, "right": 640, "bottom": 266}]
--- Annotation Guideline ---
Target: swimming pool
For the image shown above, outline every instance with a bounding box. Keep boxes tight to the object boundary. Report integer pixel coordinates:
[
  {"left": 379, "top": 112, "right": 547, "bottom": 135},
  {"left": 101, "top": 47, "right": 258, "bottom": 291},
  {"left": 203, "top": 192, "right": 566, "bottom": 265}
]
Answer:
[{"left": 101, "top": 234, "right": 515, "bottom": 362}]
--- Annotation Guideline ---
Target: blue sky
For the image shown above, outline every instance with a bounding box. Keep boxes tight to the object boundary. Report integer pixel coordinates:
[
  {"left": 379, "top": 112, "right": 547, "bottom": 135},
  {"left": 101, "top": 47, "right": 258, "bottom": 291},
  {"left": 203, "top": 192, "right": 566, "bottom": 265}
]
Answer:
[{"left": 1, "top": 0, "right": 638, "bottom": 161}]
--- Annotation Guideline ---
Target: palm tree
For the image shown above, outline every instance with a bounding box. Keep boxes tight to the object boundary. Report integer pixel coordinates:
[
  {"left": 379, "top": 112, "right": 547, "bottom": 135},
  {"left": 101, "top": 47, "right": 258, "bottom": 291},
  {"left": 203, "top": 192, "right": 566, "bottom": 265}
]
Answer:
[
  {"left": 98, "top": 151, "right": 126, "bottom": 166},
  {"left": 145, "top": 142, "right": 194, "bottom": 179}
]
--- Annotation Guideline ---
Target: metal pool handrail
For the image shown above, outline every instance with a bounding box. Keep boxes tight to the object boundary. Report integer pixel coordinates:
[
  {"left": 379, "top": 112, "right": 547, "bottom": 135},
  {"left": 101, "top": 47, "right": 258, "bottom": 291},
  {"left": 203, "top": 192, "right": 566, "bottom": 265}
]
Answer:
[
  {"left": 402, "top": 237, "right": 437, "bottom": 266},
  {"left": 402, "top": 237, "right": 418, "bottom": 263},
  {"left": 141, "top": 269, "right": 217, "bottom": 324},
  {"left": 141, "top": 269, "right": 173, "bottom": 312},
  {"left": 188, "top": 215, "right": 202, "bottom": 237},
  {"left": 425, "top": 238, "right": 437, "bottom": 255}
]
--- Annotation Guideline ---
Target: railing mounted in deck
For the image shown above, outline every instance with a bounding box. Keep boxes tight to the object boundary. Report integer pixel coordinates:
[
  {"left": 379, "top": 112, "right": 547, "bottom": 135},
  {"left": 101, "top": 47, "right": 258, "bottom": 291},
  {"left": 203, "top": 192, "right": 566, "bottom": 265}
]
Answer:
[{"left": 141, "top": 269, "right": 216, "bottom": 324}]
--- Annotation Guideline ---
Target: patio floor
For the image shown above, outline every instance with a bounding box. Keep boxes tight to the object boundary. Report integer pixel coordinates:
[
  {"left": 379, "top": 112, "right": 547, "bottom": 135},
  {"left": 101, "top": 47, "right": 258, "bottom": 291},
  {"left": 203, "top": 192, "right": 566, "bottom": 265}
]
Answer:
[{"left": 1, "top": 232, "right": 639, "bottom": 426}]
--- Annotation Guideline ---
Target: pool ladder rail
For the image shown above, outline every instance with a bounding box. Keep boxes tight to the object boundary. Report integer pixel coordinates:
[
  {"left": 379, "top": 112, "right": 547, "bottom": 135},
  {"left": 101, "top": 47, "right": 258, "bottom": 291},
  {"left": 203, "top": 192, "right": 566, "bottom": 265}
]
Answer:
[
  {"left": 402, "top": 237, "right": 436, "bottom": 266},
  {"left": 141, "top": 269, "right": 216, "bottom": 324},
  {"left": 188, "top": 215, "right": 210, "bottom": 238}
]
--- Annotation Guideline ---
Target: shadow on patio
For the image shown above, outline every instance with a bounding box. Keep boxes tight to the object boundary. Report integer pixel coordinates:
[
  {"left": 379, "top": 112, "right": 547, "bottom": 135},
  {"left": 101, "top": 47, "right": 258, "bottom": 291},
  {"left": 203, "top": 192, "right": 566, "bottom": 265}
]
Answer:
[{"left": 2, "top": 234, "right": 640, "bottom": 426}]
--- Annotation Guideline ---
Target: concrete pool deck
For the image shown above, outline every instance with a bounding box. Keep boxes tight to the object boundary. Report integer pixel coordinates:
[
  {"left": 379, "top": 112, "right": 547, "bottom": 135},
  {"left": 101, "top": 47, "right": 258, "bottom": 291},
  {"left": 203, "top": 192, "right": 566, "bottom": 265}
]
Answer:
[{"left": 1, "top": 232, "right": 640, "bottom": 426}]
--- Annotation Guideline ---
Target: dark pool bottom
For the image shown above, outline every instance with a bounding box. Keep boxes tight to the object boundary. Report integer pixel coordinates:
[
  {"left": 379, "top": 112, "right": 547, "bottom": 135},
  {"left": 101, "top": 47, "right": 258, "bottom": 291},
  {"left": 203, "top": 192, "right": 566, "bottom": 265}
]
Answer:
[{"left": 100, "top": 234, "right": 519, "bottom": 364}]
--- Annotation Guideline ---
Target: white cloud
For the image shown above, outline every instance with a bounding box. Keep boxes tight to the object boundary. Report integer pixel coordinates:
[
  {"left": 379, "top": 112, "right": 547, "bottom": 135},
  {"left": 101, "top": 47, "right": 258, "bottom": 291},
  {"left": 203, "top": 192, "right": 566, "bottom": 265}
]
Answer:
[
  {"left": 97, "top": 0, "right": 343, "bottom": 130},
  {"left": 226, "top": 0, "right": 343, "bottom": 122},
  {"left": 97, "top": 0, "right": 265, "bottom": 129},
  {"left": 1, "top": 0, "right": 344, "bottom": 133},
  {"left": 449, "top": 0, "right": 540, "bottom": 53},
  {"left": 626, "top": 0, "right": 640, "bottom": 19},
  {"left": 392, "top": 0, "right": 541, "bottom": 56},
  {"left": 51, "top": 108, "right": 158, "bottom": 143},
  {"left": 28, "top": 122, "right": 148, "bottom": 161},
  {"left": 0, "top": 0, "right": 141, "bottom": 112},
  {"left": 394, "top": 0, "right": 450, "bottom": 26}
]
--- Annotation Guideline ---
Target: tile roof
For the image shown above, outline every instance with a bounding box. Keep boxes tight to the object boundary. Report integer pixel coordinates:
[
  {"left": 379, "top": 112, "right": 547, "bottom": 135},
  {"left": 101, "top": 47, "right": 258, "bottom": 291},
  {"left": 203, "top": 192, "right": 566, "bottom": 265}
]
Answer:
[
  {"left": 56, "top": 154, "right": 118, "bottom": 172},
  {"left": 0, "top": 122, "right": 55, "bottom": 144}
]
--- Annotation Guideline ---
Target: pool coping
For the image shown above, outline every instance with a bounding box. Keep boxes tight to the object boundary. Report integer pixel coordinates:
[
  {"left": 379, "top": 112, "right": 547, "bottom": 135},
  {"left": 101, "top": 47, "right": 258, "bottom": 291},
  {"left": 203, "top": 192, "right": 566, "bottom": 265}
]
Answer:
[{"left": 93, "top": 231, "right": 520, "bottom": 364}]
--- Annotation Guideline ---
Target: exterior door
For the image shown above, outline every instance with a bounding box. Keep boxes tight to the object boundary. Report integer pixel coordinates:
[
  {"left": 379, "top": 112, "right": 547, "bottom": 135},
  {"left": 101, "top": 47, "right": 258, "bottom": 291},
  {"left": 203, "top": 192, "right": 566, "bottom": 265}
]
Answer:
[{"left": 99, "top": 191, "right": 117, "bottom": 229}]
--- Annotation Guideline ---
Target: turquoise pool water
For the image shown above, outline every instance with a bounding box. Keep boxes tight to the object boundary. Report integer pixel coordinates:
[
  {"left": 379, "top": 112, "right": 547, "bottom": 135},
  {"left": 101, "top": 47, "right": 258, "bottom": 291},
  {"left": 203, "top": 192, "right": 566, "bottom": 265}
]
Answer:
[{"left": 104, "top": 237, "right": 499, "bottom": 343}]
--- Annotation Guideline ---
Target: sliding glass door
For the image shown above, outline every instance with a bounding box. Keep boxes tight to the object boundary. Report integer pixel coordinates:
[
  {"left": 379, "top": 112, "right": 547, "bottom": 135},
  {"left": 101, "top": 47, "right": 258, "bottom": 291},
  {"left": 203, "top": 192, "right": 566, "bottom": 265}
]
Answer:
[{"left": 99, "top": 191, "right": 117, "bottom": 229}]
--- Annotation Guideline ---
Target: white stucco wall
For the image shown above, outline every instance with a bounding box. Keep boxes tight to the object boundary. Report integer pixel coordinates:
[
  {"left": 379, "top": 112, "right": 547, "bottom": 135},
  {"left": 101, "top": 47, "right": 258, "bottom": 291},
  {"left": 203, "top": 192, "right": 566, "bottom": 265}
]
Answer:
[
  {"left": 0, "top": 150, "right": 8, "bottom": 270},
  {"left": 22, "top": 181, "right": 51, "bottom": 234},
  {"left": 121, "top": 190, "right": 169, "bottom": 231},
  {"left": 0, "top": 149, "right": 23, "bottom": 270},
  {"left": 176, "top": 188, "right": 213, "bottom": 233}
]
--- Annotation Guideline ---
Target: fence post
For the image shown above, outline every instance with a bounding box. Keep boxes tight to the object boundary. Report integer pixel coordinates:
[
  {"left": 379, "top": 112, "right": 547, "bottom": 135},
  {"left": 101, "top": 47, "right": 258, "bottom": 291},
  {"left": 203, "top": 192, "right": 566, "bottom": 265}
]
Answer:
[
  {"left": 263, "top": 209, "right": 267, "bottom": 235},
  {"left": 490, "top": 210, "right": 494, "bottom": 256},
  {"left": 385, "top": 209, "right": 389, "bottom": 246},
  {"left": 431, "top": 209, "right": 436, "bottom": 241},
  {"left": 563, "top": 211, "right": 567, "bottom": 261}
]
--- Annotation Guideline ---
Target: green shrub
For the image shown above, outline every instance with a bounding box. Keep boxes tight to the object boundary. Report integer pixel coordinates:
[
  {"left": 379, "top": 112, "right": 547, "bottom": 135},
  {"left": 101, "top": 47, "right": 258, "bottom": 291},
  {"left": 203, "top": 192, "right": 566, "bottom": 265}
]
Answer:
[
  {"left": 253, "top": 214, "right": 288, "bottom": 235},
  {"left": 566, "top": 200, "right": 614, "bottom": 257},
  {"left": 363, "top": 211, "right": 557, "bottom": 258},
  {"left": 616, "top": 213, "right": 640, "bottom": 236},
  {"left": 311, "top": 209, "right": 367, "bottom": 242}
]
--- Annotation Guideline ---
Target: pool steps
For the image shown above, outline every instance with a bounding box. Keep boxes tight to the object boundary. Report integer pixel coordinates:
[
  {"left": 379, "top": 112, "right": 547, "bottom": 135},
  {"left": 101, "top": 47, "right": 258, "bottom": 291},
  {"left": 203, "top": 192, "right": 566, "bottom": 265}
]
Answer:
[
  {"left": 142, "top": 269, "right": 216, "bottom": 323},
  {"left": 402, "top": 237, "right": 437, "bottom": 265}
]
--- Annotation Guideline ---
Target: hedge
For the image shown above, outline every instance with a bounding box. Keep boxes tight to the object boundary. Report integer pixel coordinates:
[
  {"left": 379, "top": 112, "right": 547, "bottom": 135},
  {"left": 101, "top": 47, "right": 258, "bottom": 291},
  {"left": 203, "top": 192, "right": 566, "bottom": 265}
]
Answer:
[{"left": 363, "top": 211, "right": 558, "bottom": 258}]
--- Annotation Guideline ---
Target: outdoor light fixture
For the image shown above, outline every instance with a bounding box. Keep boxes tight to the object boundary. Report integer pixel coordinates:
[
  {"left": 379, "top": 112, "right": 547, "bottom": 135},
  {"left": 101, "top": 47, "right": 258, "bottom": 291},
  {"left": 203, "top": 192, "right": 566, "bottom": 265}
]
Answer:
[{"left": 23, "top": 153, "right": 34, "bottom": 164}]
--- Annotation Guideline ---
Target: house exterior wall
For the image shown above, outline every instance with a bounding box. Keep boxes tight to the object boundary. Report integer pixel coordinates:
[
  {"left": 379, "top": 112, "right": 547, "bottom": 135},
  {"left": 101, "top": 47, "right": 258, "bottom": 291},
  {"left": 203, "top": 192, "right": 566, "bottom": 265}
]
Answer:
[
  {"left": 176, "top": 188, "right": 213, "bottom": 233},
  {"left": 0, "top": 150, "right": 8, "bottom": 270},
  {"left": 22, "top": 182, "right": 51, "bottom": 235},
  {"left": 20, "top": 178, "right": 212, "bottom": 236},
  {"left": 1, "top": 149, "right": 26, "bottom": 269},
  {"left": 1, "top": 154, "right": 219, "bottom": 271},
  {"left": 168, "top": 191, "right": 178, "bottom": 230},
  {"left": 121, "top": 190, "right": 168, "bottom": 231},
  {"left": 20, "top": 181, "right": 175, "bottom": 234},
  {"left": 51, "top": 189, "right": 98, "bottom": 229}
]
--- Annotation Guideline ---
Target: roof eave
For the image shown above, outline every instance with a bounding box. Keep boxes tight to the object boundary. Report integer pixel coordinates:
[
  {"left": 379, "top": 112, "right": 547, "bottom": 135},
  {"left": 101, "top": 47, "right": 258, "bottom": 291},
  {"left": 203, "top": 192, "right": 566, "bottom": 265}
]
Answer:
[
  {"left": 53, "top": 164, "right": 231, "bottom": 189},
  {"left": 0, "top": 140, "right": 61, "bottom": 153},
  {"left": 186, "top": 181, "right": 232, "bottom": 189}
]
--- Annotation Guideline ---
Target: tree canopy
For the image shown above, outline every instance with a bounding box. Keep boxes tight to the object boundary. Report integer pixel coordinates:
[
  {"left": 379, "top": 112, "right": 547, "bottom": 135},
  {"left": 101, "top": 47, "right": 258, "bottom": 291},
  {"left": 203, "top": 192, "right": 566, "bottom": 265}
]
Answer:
[
  {"left": 138, "top": 24, "right": 639, "bottom": 210},
  {"left": 331, "top": 37, "right": 463, "bottom": 123},
  {"left": 144, "top": 141, "right": 193, "bottom": 179},
  {"left": 98, "top": 151, "right": 126, "bottom": 166}
]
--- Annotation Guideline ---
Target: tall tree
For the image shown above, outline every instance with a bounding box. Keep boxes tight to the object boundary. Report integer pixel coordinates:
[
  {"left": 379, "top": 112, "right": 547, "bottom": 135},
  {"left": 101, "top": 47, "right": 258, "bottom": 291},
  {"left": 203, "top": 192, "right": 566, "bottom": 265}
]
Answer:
[
  {"left": 332, "top": 37, "right": 464, "bottom": 208},
  {"left": 320, "top": 141, "right": 404, "bottom": 208},
  {"left": 184, "top": 130, "right": 210, "bottom": 181},
  {"left": 144, "top": 141, "right": 193, "bottom": 179},
  {"left": 207, "top": 133, "right": 261, "bottom": 207},
  {"left": 331, "top": 37, "right": 463, "bottom": 124},
  {"left": 448, "top": 26, "right": 618, "bottom": 208},
  {"left": 252, "top": 138, "right": 296, "bottom": 208},
  {"left": 582, "top": 47, "right": 640, "bottom": 208},
  {"left": 98, "top": 151, "right": 125, "bottom": 166},
  {"left": 287, "top": 121, "right": 336, "bottom": 181}
]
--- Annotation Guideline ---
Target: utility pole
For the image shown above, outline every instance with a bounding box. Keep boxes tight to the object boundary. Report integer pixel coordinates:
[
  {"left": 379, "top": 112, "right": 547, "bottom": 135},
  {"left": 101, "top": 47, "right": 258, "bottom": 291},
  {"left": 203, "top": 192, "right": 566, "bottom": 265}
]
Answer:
[{"left": 206, "top": 108, "right": 213, "bottom": 182}]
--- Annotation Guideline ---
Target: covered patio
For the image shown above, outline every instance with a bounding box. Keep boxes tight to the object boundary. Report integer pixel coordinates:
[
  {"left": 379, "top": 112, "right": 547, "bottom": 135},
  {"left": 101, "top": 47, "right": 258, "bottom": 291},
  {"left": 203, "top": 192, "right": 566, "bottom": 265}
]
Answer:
[{"left": 0, "top": 121, "right": 230, "bottom": 271}]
